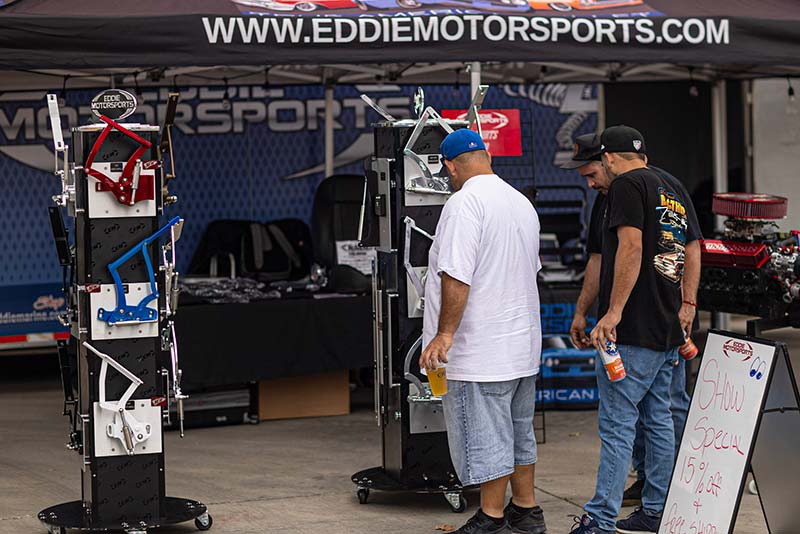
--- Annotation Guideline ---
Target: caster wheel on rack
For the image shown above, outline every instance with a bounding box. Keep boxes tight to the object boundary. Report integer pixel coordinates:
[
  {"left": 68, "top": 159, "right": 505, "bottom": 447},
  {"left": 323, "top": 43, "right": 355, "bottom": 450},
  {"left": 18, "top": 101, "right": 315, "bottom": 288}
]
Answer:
[
  {"left": 195, "top": 513, "right": 213, "bottom": 531},
  {"left": 357, "top": 488, "right": 370, "bottom": 505},
  {"left": 445, "top": 492, "right": 467, "bottom": 513}
]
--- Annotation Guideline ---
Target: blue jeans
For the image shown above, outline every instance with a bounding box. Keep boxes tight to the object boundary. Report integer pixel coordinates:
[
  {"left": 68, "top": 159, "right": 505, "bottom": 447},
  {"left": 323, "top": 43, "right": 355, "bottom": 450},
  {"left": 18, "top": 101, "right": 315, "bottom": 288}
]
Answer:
[
  {"left": 585, "top": 345, "right": 677, "bottom": 532},
  {"left": 442, "top": 375, "right": 537, "bottom": 486},
  {"left": 633, "top": 357, "right": 690, "bottom": 481}
]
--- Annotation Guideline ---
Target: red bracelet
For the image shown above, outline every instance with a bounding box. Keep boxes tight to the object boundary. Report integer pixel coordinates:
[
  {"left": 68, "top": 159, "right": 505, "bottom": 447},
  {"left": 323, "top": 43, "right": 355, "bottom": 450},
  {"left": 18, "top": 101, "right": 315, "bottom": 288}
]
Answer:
[{"left": 683, "top": 300, "right": 697, "bottom": 308}]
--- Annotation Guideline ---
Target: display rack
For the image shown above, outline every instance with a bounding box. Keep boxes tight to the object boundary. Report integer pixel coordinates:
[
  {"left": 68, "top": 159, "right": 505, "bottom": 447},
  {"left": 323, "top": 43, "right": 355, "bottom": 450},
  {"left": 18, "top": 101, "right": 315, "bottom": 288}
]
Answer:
[
  {"left": 351, "top": 88, "right": 488, "bottom": 512},
  {"left": 39, "top": 90, "right": 212, "bottom": 534}
]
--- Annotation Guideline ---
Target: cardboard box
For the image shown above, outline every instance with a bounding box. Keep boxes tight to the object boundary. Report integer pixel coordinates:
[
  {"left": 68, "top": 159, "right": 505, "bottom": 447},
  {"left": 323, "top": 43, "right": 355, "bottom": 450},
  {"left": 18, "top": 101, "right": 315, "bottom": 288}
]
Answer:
[{"left": 259, "top": 370, "right": 350, "bottom": 421}]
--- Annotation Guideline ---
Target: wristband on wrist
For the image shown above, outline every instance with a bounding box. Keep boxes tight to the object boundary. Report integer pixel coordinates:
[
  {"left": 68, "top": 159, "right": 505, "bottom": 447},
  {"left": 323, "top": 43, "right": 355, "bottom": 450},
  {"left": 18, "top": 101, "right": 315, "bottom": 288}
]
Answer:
[{"left": 682, "top": 300, "right": 697, "bottom": 308}]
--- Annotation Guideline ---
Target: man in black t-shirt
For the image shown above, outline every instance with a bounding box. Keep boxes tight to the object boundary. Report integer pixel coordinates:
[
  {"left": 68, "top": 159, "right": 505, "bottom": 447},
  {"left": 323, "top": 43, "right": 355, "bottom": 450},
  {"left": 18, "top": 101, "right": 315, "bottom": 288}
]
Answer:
[
  {"left": 568, "top": 126, "right": 699, "bottom": 534},
  {"left": 564, "top": 133, "right": 701, "bottom": 517}
]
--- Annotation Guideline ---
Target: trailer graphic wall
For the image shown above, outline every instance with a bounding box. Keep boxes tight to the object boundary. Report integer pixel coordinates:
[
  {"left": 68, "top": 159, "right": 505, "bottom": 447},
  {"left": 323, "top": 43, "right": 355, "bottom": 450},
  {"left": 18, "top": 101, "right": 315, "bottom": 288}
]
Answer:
[{"left": 0, "top": 83, "right": 597, "bottom": 337}]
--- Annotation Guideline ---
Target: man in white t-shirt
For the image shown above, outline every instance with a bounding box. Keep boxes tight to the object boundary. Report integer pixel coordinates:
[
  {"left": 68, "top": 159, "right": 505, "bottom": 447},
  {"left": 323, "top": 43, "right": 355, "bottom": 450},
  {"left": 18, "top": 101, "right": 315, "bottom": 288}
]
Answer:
[{"left": 419, "top": 129, "right": 545, "bottom": 534}]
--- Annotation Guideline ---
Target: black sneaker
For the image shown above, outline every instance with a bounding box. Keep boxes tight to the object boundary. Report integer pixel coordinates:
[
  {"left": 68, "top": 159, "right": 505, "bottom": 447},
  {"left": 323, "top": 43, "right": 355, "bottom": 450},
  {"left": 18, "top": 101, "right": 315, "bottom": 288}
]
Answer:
[
  {"left": 569, "top": 514, "right": 609, "bottom": 534},
  {"left": 621, "top": 479, "right": 645, "bottom": 507},
  {"left": 447, "top": 509, "right": 513, "bottom": 534},
  {"left": 615, "top": 508, "right": 660, "bottom": 534},
  {"left": 504, "top": 500, "right": 547, "bottom": 534}
]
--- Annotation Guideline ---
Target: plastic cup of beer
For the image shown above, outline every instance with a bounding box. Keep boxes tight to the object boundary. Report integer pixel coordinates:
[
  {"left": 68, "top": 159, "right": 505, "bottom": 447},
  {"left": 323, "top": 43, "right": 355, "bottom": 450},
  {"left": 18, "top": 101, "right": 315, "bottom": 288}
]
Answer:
[{"left": 428, "top": 366, "right": 448, "bottom": 396}]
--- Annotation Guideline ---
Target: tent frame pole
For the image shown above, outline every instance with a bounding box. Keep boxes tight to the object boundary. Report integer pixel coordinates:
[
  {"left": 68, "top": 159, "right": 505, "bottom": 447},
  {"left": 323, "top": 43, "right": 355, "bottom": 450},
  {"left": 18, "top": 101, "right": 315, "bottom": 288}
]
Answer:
[
  {"left": 469, "top": 62, "right": 481, "bottom": 99},
  {"left": 324, "top": 69, "right": 335, "bottom": 178},
  {"left": 712, "top": 79, "right": 728, "bottom": 229},
  {"left": 742, "top": 80, "right": 754, "bottom": 193},
  {"left": 597, "top": 83, "right": 606, "bottom": 132},
  {"left": 711, "top": 78, "right": 729, "bottom": 331}
]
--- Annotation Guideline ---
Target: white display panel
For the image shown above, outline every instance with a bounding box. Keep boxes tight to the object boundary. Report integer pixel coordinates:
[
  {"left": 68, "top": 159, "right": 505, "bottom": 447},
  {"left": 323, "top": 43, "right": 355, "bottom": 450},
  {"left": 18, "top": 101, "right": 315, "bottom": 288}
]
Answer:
[
  {"left": 86, "top": 162, "right": 156, "bottom": 218},
  {"left": 89, "top": 283, "right": 159, "bottom": 340},
  {"left": 403, "top": 153, "right": 450, "bottom": 207},
  {"left": 93, "top": 400, "right": 163, "bottom": 457},
  {"left": 406, "top": 267, "right": 426, "bottom": 319},
  {"left": 660, "top": 332, "right": 776, "bottom": 534}
]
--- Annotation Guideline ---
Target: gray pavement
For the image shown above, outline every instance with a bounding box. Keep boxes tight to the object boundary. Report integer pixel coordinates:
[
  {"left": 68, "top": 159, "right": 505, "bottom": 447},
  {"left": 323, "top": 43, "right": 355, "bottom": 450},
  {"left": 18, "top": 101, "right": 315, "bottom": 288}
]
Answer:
[{"left": 2, "top": 317, "right": 790, "bottom": 534}]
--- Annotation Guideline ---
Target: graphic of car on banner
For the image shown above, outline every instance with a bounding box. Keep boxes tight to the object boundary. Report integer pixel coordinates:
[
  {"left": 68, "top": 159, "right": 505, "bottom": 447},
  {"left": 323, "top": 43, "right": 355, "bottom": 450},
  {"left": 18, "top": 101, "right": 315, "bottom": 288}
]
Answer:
[
  {"left": 234, "top": 0, "right": 528, "bottom": 11},
  {"left": 231, "top": 0, "right": 647, "bottom": 12},
  {"left": 529, "top": 0, "right": 643, "bottom": 11},
  {"left": 538, "top": 335, "right": 599, "bottom": 409},
  {"left": 233, "top": 0, "right": 357, "bottom": 11},
  {"left": 359, "top": 0, "right": 528, "bottom": 11}
]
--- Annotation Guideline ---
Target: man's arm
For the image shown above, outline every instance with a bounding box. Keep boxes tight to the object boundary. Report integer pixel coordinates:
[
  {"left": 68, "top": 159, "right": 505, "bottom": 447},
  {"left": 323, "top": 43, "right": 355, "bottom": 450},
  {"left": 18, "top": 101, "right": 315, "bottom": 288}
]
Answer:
[
  {"left": 679, "top": 240, "right": 701, "bottom": 334},
  {"left": 419, "top": 273, "right": 470, "bottom": 370},
  {"left": 570, "top": 253, "right": 601, "bottom": 349},
  {"left": 590, "top": 226, "right": 642, "bottom": 349}
]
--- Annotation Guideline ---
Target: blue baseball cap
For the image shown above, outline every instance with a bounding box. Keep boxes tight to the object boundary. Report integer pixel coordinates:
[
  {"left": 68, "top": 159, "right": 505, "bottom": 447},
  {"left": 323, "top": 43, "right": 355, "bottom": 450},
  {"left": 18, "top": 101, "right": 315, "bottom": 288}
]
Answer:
[{"left": 440, "top": 129, "right": 486, "bottom": 161}]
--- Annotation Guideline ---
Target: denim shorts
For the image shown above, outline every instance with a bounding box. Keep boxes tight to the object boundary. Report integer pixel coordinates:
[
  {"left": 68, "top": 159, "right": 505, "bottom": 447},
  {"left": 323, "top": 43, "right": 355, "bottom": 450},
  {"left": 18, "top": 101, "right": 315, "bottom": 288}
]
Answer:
[{"left": 442, "top": 374, "right": 538, "bottom": 486}]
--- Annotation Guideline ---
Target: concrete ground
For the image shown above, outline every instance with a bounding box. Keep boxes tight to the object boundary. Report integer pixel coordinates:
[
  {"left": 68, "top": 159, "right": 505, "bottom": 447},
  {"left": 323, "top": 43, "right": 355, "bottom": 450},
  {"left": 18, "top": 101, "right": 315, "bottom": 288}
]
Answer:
[{"left": 1, "top": 317, "right": 792, "bottom": 534}]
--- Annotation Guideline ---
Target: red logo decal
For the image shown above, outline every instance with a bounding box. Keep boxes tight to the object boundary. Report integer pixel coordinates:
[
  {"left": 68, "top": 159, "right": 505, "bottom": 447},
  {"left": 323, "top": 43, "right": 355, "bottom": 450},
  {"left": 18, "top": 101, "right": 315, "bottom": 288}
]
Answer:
[
  {"left": 452, "top": 110, "right": 510, "bottom": 130},
  {"left": 441, "top": 109, "right": 522, "bottom": 157},
  {"left": 723, "top": 339, "right": 753, "bottom": 361}
]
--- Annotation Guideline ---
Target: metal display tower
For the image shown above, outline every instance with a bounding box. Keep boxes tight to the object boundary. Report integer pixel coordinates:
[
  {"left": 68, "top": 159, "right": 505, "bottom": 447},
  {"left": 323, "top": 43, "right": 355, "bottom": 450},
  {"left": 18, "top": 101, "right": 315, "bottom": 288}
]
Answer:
[
  {"left": 38, "top": 90, "right": 212, "bottom": 534},
  {"left": 351, "top": 88, "right": 488, "bottom": 512}
]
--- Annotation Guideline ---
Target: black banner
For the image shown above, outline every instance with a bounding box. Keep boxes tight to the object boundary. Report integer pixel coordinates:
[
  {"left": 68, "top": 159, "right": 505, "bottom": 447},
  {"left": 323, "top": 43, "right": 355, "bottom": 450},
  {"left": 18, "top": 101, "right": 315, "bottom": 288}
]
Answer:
[{"left": 2, "top": 0, "right": 800, "bottom": 69}]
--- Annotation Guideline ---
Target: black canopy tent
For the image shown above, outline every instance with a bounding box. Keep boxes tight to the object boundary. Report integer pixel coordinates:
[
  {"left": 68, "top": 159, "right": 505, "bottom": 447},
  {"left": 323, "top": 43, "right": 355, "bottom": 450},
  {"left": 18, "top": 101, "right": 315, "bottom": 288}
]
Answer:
[
  {"left": 2, "top": 0, "right": 798, "bottom": 337},
  {"left": 2, "top": 0, "right": 800, "bottom": 71},
  {"left": 5, "top": 2, "right": 790, "bottom": 233},
  {"left": 3, "top": 0, "right": 800, "bottom": 94},
  {"left": 2, "top": 0, "right": 794, "bottom": 222}
]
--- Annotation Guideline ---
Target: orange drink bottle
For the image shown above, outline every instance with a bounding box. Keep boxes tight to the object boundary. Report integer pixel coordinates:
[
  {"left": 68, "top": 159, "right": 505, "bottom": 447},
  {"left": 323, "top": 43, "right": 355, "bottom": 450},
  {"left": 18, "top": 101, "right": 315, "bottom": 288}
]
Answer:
[
  {"left": 679, "top": 332, "right": 699, "bottom": 360},
  {"left": 598, "top": 340, "right": 626, "bottom": 382},
  {"left": 427, "top": 366, "right": 448, "bottom": 396}
]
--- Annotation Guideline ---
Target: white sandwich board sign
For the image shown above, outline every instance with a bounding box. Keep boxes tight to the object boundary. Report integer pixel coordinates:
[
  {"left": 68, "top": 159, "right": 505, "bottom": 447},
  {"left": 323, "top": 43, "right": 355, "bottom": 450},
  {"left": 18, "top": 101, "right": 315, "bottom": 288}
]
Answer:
[{"left": 660, "top": 330, "right": 799, "bottom": 534}]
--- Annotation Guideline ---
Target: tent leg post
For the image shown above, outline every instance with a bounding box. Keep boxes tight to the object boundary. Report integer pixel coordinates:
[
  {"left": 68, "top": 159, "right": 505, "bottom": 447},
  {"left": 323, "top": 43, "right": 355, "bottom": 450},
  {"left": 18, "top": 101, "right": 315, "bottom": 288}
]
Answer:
[
  {"left": 324, "top": 71, "right": 335, "bottom": 178},
  {"left": 712, "top": 78, "right": 729, "bottom": 332},
  {"left": 712, "top": 79, "right": 728, "bottom": 229},
  {"left": 742, "top": 80, "right": 754, "bottom": 193},
  {"left": 597, "top": 83, "right": 606, "bottom": 132},
  {"left": 469, "top": 62, "right": 481, "bottom": 100}
]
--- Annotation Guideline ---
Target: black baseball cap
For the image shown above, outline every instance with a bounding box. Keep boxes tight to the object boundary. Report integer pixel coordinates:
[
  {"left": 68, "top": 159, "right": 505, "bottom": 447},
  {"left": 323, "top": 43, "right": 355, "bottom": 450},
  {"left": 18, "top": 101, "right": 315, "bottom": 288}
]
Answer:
[
  {"left": 559, "top": 133, "right": 602, "bottom": 170},
  {"left": 600, "top": 125, "right": 647, "bottom": 155}
]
